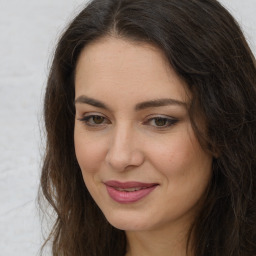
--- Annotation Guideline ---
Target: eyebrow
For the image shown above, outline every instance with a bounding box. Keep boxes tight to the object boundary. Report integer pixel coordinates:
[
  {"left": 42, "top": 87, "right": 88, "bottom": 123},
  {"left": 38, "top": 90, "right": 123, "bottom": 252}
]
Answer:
[
  {"left": 75, "top": 95, "right": 109, "bottom": 109},
  {"left": 135, "top": 98, "right": 186, "bottom": 110},
  {"left": 74, "top": 95, "right": 186, "bottom": 111}
]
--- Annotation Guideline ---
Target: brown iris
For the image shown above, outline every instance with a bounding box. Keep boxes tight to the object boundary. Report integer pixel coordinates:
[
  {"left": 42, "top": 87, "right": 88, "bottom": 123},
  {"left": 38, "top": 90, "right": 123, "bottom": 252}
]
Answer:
[
  {"left": 154, "top": 117, "right": 167, "bottom": 126},
  {"left": 92, "top": 115, "right": 105, "bottom": 124}
]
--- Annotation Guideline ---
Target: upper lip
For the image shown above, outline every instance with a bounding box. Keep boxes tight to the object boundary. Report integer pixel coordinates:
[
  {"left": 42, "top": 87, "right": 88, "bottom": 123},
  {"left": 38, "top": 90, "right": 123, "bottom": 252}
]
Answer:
[{"left": 104, "top": 180, "right": 158, "bottom": 189}]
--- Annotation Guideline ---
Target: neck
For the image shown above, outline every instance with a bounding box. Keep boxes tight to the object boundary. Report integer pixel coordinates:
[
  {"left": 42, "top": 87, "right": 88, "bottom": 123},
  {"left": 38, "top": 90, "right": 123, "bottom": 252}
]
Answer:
[{"left": 125, "top": 220, "right": 194, "bottom": 256}]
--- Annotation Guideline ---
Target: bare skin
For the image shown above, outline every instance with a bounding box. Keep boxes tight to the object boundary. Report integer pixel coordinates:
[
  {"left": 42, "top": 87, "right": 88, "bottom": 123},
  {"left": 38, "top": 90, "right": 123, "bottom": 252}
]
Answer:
[{"left": 74, "top": 36, "right": 212, "bottom": 256}]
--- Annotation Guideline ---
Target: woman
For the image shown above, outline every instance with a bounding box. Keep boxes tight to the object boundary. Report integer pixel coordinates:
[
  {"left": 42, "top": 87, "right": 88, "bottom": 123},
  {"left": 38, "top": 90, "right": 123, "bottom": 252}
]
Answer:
[{"left": 40, "top": 0, "right": 256, "bottom": 255}]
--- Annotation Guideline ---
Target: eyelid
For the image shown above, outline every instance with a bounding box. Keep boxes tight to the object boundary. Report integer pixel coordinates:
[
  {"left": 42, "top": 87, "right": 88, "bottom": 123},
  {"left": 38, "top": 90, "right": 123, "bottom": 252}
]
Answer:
[
  {"left": 143, "top": 114, "right": 179, "bottom": 128},
  {"left": 77, "top": 112, "right": 111, "bottom": 127},
  {"left": 77, "top": 112, "right": 178, "bottom": 129}
]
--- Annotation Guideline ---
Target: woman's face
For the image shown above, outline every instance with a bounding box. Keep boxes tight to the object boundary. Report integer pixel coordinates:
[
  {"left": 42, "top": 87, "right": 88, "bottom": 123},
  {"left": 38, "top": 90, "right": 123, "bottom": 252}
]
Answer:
[{"left": 74, "top": 37, "right": 212, "bottom": 232}]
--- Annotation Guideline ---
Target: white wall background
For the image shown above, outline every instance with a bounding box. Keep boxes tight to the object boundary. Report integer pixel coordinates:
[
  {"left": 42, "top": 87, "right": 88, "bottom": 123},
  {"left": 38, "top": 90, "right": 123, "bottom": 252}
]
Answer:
[{"left": 0, "top": 1, "right": 255, "bottom": 255}]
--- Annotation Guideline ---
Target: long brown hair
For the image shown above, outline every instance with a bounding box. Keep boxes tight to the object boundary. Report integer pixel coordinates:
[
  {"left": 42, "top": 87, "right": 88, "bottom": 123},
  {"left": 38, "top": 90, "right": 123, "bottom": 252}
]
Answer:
[{"left": 39, "top": 0, "right": 256, "bottom": 255}]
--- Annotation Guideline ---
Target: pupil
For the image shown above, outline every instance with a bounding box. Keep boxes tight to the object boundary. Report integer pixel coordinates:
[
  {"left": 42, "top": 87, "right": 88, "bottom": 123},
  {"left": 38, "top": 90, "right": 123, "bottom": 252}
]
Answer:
[
  {"left": 93, "top": 116, "right": 104, "bottom": 124},
  {"left": 155, "top": 118, "right": 166, "bottom": 126}
]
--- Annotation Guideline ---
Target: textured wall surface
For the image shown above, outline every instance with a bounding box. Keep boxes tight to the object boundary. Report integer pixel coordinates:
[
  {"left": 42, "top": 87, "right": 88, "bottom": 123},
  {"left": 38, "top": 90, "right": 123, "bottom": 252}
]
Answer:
[{"left": 0, "top": 1, "right": 255, "bottom": 255}]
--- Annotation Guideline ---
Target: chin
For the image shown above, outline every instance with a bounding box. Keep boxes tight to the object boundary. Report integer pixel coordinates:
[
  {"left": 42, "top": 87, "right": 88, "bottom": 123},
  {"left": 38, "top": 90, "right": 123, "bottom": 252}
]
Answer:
[
  {"left": 104, "top": 211, "right": 153, "bottom": 231},
  {"left": 110, "top": 221, "right": 150, "bottom": 231}
]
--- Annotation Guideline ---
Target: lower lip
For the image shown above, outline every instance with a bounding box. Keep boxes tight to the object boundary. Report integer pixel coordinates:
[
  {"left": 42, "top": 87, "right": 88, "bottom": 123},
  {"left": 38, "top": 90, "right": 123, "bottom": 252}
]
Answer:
[{"left": 105, "top": 185, "right": 157, "bottom": 204}]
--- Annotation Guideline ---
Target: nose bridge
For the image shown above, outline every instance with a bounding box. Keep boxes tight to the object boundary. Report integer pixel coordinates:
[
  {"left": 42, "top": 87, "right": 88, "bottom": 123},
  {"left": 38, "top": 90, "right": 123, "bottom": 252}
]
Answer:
[
  {"left": 115, "top": 122, "right": 131, "bottom": 148},
  {"left": 106, "top": 121, "right": 143, "bottom": 171}
]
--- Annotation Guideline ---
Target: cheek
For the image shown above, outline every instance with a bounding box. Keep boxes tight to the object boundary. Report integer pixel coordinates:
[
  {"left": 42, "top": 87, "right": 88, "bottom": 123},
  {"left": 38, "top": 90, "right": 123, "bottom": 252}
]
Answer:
[
  {"left": 74, "top": 129, "right": 109, "bottom": 200},
  {"left": 148, "top": 132, "right": 212, "bottom": 220},
  {"left": 74, "top": 128, "right": 107, "bottom": 174},
  {"left": 147, "top": 128, "right": 212, "bottom": 187},
  {"left": 146, "top": 132, "right": 192, "bottom": 172}
]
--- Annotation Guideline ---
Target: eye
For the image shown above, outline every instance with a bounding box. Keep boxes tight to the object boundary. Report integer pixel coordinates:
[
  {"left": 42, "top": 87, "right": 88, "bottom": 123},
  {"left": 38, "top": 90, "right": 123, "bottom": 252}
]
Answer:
[
  {"left": 152, "top": 117, "right": 169, "bottom": 127},
  {"left": 144, "top": 116, "right": 178, "bottom": 128},
  {"left": 90, "top": 115, "right": 105, "bottom": 124},
  {"left": 77, "top": 114, "right": 110, "bottom": 127}
]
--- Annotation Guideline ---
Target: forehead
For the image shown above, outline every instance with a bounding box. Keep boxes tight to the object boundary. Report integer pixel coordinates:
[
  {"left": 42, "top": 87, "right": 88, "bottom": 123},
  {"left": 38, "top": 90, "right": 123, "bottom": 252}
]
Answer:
[{"left": 75, "top": 36, "right": 190, "bottom": 103}]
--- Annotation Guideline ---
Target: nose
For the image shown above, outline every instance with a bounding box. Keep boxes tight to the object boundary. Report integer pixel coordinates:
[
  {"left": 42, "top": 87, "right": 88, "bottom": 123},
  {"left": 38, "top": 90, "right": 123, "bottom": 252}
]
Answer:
[{"left": 105, "top": 124, "right": 144, "bottom": 171}]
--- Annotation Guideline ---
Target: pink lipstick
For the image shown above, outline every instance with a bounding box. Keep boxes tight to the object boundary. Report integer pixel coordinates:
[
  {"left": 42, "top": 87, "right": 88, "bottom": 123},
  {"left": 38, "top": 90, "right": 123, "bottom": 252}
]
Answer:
[{"left": 104, "top": 180, "right": 158, "bottom": 204}]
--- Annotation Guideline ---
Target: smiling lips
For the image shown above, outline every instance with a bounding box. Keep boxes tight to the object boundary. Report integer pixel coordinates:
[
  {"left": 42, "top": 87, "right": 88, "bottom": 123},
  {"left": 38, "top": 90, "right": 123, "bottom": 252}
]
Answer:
[{"left": 104, "top": 180, "right": 158, "bottom": 203}]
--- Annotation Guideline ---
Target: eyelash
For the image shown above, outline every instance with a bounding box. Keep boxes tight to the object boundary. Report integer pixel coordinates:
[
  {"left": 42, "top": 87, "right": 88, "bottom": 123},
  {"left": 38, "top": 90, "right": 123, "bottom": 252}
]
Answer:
[
  {"left": 143, "top": 116, "right": 178, "bottom": 128},
  {"left": 77, "top": 114, "right": 178, "bottom": 129},
  {"left": 77, "top": 115, "right": 110, "bottom": 127}
]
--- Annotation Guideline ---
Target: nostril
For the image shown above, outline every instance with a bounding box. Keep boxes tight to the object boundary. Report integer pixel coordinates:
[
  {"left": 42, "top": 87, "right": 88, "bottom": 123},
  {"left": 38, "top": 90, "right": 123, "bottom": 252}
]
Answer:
[
  {"left": 105, "top": 128, "right": 145, "bottom": 171},
  {"left": 105, "top": 147, "right": 144, "bottom": 171},
  {"left": 105, "top": 150, "right": 132, "bottom": 171}
]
